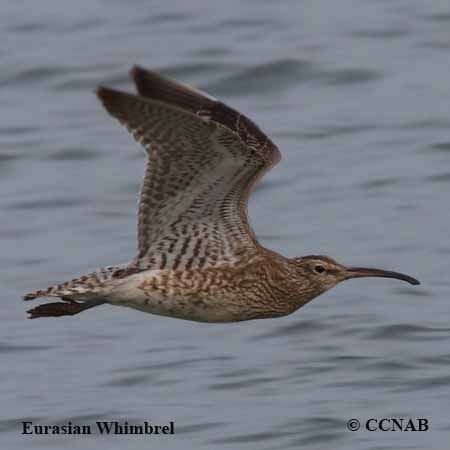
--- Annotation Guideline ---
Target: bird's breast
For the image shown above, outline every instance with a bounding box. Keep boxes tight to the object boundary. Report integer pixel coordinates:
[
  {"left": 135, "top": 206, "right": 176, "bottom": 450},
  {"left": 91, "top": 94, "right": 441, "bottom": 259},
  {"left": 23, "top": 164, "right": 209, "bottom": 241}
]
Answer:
[{"left": 107, "top": 265, "right": 296, "bottom": 322}]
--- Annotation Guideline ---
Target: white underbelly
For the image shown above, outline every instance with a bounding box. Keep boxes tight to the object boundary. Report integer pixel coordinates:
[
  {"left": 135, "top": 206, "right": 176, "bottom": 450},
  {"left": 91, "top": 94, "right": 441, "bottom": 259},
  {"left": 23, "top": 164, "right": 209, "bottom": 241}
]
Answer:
[
  {"left": 118, "top": 299, "right": 234, "bottom": 323},
  {"left": 107, "top": 270, "right": 238, "bottom": 323}
]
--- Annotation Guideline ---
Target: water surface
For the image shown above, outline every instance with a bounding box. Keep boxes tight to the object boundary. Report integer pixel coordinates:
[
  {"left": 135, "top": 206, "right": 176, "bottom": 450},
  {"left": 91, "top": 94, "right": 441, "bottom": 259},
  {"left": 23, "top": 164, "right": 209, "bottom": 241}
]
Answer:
[{"left": 1, "top": 1, "right": 450, "bottom": 449}]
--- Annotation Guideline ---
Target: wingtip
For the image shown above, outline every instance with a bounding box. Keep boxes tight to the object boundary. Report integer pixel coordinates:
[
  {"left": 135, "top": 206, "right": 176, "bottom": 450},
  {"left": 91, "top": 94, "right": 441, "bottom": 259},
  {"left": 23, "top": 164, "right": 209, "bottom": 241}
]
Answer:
[
  {"left": 130, "top": 65, "right": 145, "bottom": 82},
  {"left": 97, "top": 64, "right": 147, "bottom": 98},
  {"left": 96, "top": 85, "right": 111, "bottom": 101},
  {"left": 130, "top": 65, "right": 162, "bottom": 95},
  {"left": 96, "top": 86, "right": 123, "bottom": 111}
]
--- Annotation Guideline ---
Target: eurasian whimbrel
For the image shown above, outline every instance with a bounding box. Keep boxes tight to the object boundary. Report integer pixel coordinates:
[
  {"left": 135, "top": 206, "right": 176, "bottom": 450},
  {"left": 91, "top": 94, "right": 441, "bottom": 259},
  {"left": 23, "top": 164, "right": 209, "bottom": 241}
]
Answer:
[{"left": 24, "top": 66, "right": 419, "bottom": 321}]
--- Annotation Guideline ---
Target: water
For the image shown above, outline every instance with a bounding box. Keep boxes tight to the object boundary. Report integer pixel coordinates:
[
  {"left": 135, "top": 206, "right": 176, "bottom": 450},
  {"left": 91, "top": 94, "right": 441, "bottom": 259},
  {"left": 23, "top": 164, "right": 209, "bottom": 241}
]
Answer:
[{"left": 1, "top": 0, "right": 450, "bottom": 448}]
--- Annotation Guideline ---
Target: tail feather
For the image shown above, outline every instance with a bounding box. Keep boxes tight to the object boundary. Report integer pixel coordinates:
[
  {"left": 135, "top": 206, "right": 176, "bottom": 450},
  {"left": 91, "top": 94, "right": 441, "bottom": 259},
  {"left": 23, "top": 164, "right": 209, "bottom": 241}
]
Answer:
[
  {"left": 23, "top": 264, "right": 136, "bottom": 302},
  {"left": 23, "top": 287, "right": 60, "bottom": 301},
  {"left": 23, "top": 283, "right": 89, "bottom": 301}
]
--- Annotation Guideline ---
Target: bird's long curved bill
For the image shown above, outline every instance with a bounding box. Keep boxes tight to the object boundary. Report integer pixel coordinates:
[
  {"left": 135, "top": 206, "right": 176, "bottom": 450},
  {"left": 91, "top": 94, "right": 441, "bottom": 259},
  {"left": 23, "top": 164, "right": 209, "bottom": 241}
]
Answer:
[{"left": 346, "top": 267, "right": 420, "bottom": 285}]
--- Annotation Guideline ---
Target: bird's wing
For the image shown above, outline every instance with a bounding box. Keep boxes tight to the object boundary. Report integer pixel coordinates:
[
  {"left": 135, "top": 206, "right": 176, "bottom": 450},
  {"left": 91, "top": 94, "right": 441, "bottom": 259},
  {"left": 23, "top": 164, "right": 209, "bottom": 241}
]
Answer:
[{"left": 97, "top": 66, "right": 281, "bottom": 271}]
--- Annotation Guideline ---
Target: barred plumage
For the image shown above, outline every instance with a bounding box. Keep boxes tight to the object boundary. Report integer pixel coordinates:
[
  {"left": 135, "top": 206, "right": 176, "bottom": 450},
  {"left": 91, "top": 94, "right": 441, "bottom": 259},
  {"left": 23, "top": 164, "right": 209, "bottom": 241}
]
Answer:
[{"left": 24, "top": 66, "right": 419, "bottom": 320}]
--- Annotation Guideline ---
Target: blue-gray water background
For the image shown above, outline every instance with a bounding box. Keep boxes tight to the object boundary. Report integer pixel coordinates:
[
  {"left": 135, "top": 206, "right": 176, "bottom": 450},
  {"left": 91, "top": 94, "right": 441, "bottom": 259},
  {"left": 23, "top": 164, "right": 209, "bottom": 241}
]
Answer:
[{"left": 1, "top": 1, "right": 450, "bottom": 449}]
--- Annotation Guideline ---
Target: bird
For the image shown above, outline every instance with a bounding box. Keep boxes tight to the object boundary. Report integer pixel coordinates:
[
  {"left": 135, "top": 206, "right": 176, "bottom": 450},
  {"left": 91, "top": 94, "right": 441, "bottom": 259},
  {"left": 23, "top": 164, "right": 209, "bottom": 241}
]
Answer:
[{"left": 23, "top": 66, "right": 420, "bottom": 322}]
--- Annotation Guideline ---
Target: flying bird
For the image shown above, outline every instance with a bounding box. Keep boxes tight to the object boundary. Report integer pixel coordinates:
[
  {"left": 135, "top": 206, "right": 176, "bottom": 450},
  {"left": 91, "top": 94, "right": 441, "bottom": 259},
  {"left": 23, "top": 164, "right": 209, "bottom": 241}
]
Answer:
[{"left": 24, "top": 66, "right": 420, "bottom": 321}]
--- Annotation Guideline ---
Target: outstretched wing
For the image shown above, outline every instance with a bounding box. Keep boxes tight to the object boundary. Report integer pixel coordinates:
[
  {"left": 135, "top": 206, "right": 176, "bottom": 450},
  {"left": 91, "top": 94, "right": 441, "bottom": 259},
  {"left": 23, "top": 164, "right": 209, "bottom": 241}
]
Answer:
[{"left": 97, "top": 66, "right": 281, "bottom": 271}]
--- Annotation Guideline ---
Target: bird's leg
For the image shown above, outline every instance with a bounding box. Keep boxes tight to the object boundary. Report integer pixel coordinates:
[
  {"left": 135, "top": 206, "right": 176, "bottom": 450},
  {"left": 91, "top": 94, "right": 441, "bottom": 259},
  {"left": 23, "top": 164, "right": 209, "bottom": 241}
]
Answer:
[{"left": 27, "top": 300, "right": 105, "bottom": 319}]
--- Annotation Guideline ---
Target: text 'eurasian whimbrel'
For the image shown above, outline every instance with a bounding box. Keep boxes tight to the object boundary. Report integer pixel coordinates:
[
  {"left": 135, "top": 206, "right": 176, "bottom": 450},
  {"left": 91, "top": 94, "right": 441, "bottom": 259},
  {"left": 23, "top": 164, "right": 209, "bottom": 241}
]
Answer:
[{"left": 24, "top": 66, "right": 420, "bottom": 322}]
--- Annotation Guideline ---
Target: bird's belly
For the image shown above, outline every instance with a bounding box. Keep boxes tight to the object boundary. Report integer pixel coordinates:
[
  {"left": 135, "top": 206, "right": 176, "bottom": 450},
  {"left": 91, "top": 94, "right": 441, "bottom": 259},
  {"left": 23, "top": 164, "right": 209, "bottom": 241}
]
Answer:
[
  {"left": 106, "top": 268, "right": 290, "bottom": 323},
  {"left": 106, "top": 272, "right": 240, "bottom": 322},
  {"left": 112, "top": 293, "right": 240, "bottom": 323}
]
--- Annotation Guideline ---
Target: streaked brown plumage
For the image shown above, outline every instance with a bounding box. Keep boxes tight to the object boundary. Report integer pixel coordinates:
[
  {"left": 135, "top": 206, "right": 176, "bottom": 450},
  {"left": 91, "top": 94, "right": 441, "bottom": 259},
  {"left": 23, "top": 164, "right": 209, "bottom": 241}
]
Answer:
[{"left": 24, "top": 66, "right": 419, "bottom": 321}]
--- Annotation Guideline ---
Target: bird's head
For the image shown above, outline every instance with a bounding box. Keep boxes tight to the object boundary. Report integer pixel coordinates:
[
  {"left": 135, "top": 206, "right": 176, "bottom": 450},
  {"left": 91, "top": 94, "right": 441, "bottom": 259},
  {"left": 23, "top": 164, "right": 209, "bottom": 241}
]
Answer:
[{"left": 291, "top": 255, "right": 419, "bottom": 301}]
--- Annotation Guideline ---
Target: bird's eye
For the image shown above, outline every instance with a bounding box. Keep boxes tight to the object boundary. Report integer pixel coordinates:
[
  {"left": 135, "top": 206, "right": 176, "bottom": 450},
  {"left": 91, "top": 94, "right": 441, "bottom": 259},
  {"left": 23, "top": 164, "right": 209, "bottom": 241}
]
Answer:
[{"left": 314, "top": 265, "right": 326, "bottom": 274}]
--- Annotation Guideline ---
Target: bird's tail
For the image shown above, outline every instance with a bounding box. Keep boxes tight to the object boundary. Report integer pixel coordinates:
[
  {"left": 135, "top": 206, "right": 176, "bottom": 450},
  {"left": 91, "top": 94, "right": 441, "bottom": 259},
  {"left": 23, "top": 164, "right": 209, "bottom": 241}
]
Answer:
[
  {"left": 23, "top": 265, "right": 140, "bottom": 318},
  {"left": 23, "top": 282, "right": 101, "bottom": 301},
  {"left": 23, "top": 284, "right": 69, "bottom": 301},
  {"left": 23, "top": 264, "right": 134, "bottom": 302}
]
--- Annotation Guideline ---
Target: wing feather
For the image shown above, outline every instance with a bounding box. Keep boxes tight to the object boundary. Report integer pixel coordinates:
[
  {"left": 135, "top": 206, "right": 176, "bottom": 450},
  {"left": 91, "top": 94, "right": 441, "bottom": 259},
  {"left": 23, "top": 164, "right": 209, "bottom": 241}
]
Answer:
[{"left": 97, "top": 68, "right": 280, "bottom": 270}]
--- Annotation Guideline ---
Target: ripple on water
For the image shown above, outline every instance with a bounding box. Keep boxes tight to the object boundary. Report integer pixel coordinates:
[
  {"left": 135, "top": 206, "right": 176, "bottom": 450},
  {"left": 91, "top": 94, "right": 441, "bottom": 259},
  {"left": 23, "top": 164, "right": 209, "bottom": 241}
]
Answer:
[
  {"left": 208, "top": 416, "right": 344, "bottom": 449},
  {"left": 395, "top": 118, "right": 450, "bottom": 130},
  {"left": 7, "top": 197, "right": 86, "bottom": 211},
  {"left": 430, "top": 142, "right": 450, "bottom": 153},
  {"left": 9, "top": 22, "right": 45, "bottom": 33},
  {"left": 0, "top": 416, "right": 43, "bottom": 433},
  {"left": 190, "top": 46, "right": 235, "bottom": 58},
  {"left": 47, "top": 147, "right": 100, "bottom": 161},
  {"left": 0, "top": 153, "right": 21, "bottom": 163},
  {"left": 0, "top": 343, "right": 55, "bottom": 354},
  {"left": 103, "top": 373, "right": 158, "bottom": 388},
  {"left": 328, "top": 354, "right": 373, "bottom": 364},
  {"left": 252, "top": 318, "right": 326, "bottom": 340},
  {"left": 176, "top": 421, "right": 225, "bottom": 435},
  {"left": 367, "top": 323, "right": 450, "bottom": 342},
  {"left": 358, "top": 177, "right": 401, "bottom": 190},
  {"left": 140, "top": 344, "right": 197, "bottom": 354},
  {"left": 214, "top": 17, "right": 283, "bottom": 31},
  {"left": 204, "top": 59, "right": 316, "bottom": 96},
  {"left": 0, "top": 125, "right": 40, "bottom": 136},
  {"left": 420, "top": 40, "right": 450, "bottom": 50},
  {"left": 157, "top": 62, "right": 235, "bottom": 80},
  {"left": 284, "top": 416, "right": 345, "bottom": 447},
  {"left": 210, "top": 430, "right": 283, "bottom": 445},
  {"left": 425, "top": 13, "right": 450, "bottom": 23},
  {"left": 416, "top": 353, "right": 450, "bottom": 366},
  {"left": 364, "top": 358, "right": 417, "bottom": 373},
  {"left": 1, "top": 66, "right": 68, "bottom": 88},
  {"left": 291, "top": 362, "right": 339, "bottom": 381},
  {"left": 348, "top": 28, "right": 410, "bottom": 40},
  {"left": 137, "top": 12, "right": 193, "bottom": 26},
  {"left": 205, "top": 59, "right": 383, "bottom": 97},
  {"left": 425, "top": 172, "right": 450, "bottom": 183},
  {"left": 294, "top": 124, "right": 376, "bottom": 140},
  {"left": 104, "top": 356, "right": 234, "bottom": 388},
  {"left": 208, "top": 376, "right": 276, "bottom": 392},
  {"left": 213, "top": 367, "right": 259, "bottom": 379},
  {"left": 322, "top": 68, "right": 382, "bottom": 86},
  {"left": 189, "top": 16, "right": 281, "bottom": 34},
  {"left": 393, "top": 287, "right": 432, "bottom": 298},
  {"left": 394, "top": 374, "right": 450, "bottom": 393}
]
